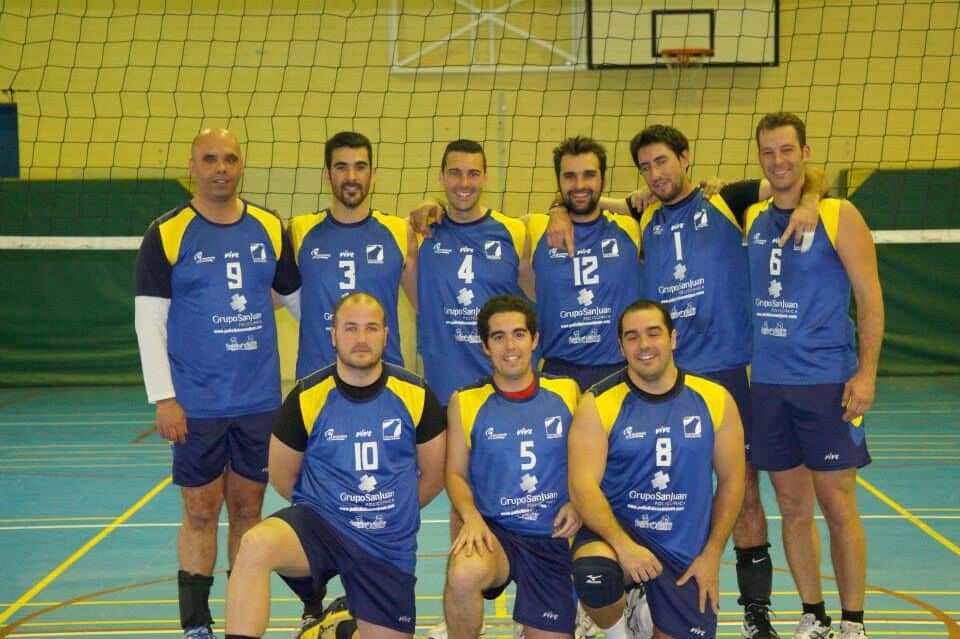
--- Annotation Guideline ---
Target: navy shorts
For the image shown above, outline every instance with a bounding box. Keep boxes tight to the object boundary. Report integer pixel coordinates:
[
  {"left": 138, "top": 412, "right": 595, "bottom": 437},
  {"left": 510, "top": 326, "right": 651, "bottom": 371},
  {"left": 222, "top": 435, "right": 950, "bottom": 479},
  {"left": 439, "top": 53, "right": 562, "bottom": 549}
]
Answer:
[
  {"left": 541, "top": 359, "right": 621, "bottom": 393},
  {"left": 273, "top": 505, "right": 417, "bottom": 633},
  {"left": 750, "top": 383, "right": 871, "bottom": 472},
  {"left": 572, "top": 526, "right": 718, "bottom": 639},
  {"left": 172, "top": 409, "right": 275, "bottom": 487},
  {"left": 699, "top": 367, "right": 751, "bottom": 448},
  {"left": 482, "top": 519, "right": 576, "bottom": 634}
]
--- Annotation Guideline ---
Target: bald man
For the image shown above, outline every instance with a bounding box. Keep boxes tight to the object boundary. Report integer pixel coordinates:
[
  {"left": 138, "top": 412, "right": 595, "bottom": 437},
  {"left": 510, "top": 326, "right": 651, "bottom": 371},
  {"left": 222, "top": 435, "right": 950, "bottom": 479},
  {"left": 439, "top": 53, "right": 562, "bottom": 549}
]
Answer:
[{"left": 135, "top": 128, "right": 301, "bottom": 639}]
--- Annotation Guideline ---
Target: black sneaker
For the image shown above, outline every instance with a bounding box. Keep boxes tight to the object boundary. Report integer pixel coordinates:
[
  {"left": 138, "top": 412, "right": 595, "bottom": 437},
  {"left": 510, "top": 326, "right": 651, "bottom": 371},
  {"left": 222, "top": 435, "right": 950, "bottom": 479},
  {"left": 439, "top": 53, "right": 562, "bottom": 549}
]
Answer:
[
  {"left": 742, "top": 603, "right": 780, "bottom": 639},
  {"left": 295, "top": 596, "right": 354, "bottom": 639}
]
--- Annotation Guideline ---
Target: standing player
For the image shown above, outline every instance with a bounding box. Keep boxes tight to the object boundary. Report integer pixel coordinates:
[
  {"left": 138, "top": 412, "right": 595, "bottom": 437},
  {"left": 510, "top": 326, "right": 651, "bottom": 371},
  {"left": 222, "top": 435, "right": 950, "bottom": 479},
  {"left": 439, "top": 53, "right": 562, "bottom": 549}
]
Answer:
[
  {"left": 443, "top": 295, "right": 581, "bottom": 639},
  {"left": 288, "top": 131, "right": 418, "bottom": 377},
  {"left": 745, "top": 112, "right": 883, "bottom": 639},
  {"left": 528, "top": 136, "right": 644, "bottom": 391},
  {"left": 414, "top": 139, "right": 534, "bottom": 406},
  {"left": 223, "top": 292, "right": 447, "bottom": 639},
  {"left": 134, "top": 128, "right": 301, "bottom": 639},
  {"left": 547, "top": 125, "right": 824, "bottom": 639},
  {"left": 568, "top": 300, "right": 746, "bottom": 639}
]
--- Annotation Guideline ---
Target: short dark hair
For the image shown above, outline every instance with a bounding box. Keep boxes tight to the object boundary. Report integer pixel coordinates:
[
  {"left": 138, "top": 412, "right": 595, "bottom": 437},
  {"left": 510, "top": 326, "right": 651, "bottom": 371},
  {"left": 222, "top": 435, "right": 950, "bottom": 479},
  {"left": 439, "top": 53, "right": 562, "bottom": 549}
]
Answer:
[
  {"left": 629, "top": 125, "right": 689, "bottom": 169},
  {"left": 441, "top": 139, "right": 486, "bottom": 171},
  {"left": 755, "top": 112, "right": 807, "bottom": 147},
  {"left": 618, "top": 299, "right": 674, "bottom": 337},
  {"left": 333, "top": 291, "right": 385, "bottom": 325},
  {"left": 477, "top": 295, "right": 538, "bottom": 345},
  {"left": 552, "top": 136, "right": 607, "bottom": 180},
  {"left": 325, "top": 131, "right": 373, "bottom": 169}
]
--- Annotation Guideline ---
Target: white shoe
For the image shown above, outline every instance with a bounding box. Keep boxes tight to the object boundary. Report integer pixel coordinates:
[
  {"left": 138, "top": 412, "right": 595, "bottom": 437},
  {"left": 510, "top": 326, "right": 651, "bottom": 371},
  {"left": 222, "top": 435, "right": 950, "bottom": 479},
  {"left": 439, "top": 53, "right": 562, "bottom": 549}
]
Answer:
[
  {"left": 624, "top": 585, "right": 653, "bottom": 639},
  {"left": 575, "top": 602, "right": 599, "bottom": 639},
  {"left": 428, "top": 619, "right": 486, "bottom": 639},
  {"left": 837, "top": 621, "right": 867, "bottom": 639},
  {"left": 792, "top": 614, "right": 835, "bottom": 639}
]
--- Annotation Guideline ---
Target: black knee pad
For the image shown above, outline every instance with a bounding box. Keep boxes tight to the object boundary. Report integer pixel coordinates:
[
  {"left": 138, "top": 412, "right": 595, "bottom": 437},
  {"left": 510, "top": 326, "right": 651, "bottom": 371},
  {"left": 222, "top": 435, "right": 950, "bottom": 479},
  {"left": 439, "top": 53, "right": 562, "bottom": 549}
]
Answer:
[{"left": 572, "top": 556, "right": 625, "bottom": 609}]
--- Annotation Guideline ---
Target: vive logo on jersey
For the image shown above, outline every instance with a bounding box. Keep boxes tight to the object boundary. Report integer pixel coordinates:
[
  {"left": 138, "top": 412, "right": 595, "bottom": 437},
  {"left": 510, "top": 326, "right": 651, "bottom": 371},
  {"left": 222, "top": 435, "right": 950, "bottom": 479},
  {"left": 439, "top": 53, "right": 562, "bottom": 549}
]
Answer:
[
  {"left": 601, "top": 238, "right": 619, "bottom": 258},
  {"left": 694, "top": 209, "right": 709, "bottom": 229},
  {"left": 193, "top": 251, "right": 215, "bottom": 264},
  {"left": 230, "top": 293, "right": 248, "bottom": 312},
  {"left": 484, "top": 427, "right": 507, "bottom": 441},
  {"left": 577, "top": 288, "right": 594, "bottom": 306},
  {"left": 652, "top": 470, "right": 670, "bottom": 490},
  {"left": 433, "top": 241, "right": 452, "bottom": 255},
  {"left": 366, "top": 244, "right": 384, "bottom": 264},
  {"left": 381, "top": 418, "right": 402, "bottom": 441},
  {"left": 310, "top": 247, "right": 331, "bottom": 260},
  {"left": 484, "top": 240, "right": 502, "bottom": 260},
  {"left": 520, "top": 472, "right": 539, "bottom": 493},
  {"left": 544, "top": 416, "right": 564, "bottom": 439},
  {"left": 249, "top": 242, "right": 267, "bottom": 263},
  {"left": 324, "top": 428, "right": 347, "bottom": 441},
  {"left": 683, "top": 415, "right": 702, "bottom": 439},
  {"left": 358, "top": 474, "right": 378, "bottom": 492},
  {"left": 623, "top": 426, "right": 647, "bottom": 440}
]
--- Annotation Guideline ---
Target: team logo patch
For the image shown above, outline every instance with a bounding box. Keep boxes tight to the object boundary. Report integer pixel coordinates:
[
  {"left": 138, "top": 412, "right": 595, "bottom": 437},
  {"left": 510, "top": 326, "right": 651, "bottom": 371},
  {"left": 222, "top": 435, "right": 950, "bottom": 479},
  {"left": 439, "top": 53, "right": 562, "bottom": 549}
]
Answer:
[
  {"left": 249, "top": 242, "right": 267, "bottom": 262},
  {"left": 381, "top": 418, "right": 402, "bottom": 441},
  {"left": 683, "top": 415, "right": 702, "bottom": 438},
  {"left": 600, "top": 238, "right": 619, "bottom": 258},
  {"left": 366, "top": 244, "right": 384, "bottom": 264},
  {"left": 484, "top": 240, "right": 502, "bottom": 260},
  {"left": 544, "top": 416, "right": 563, "bottom": 439},
  {"left": 694, "top": 209, "right": 709, "bottom": 229}
]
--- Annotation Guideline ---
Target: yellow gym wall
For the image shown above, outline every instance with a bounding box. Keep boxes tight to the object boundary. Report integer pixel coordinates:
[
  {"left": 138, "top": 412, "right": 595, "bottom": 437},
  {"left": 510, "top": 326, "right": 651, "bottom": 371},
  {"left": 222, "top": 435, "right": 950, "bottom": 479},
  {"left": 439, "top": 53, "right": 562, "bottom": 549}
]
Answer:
[{"left": 2, "top": 1, "right": 958, "bottom": 380}]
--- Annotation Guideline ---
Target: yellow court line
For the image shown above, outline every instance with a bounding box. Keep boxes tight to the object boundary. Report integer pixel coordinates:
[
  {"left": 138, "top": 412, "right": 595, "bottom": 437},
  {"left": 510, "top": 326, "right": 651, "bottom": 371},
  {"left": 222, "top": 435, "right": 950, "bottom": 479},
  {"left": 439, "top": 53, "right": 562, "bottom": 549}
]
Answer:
[
  {"left": 858, "top": 475, "right": 960, "bottom": 556},
  {"left": 0, "top": 475, "right": 173, "bottom": 625},
  {"left": 494, "top": 591, "right": 509, "bottom": 618}
]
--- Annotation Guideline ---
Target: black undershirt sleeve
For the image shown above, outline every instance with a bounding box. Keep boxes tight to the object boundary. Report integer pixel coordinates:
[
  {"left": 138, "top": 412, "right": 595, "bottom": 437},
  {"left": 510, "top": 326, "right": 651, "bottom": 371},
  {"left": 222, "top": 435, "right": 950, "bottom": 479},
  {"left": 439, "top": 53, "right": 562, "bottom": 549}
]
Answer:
[
  {"left": 273, "top": 383, "right": 308, "bottom": 452},
  {"left": 134, "top": 223, "right": 172, "bottom": 298},
  {"left": 273, "top": 230, "right": 302, "bottom": 295},
  {"left": 719, "top": 179, "right": 763, "bottom": 226},
  {"left": 416, "top": 386, "right": 447, "bottom": 444}
]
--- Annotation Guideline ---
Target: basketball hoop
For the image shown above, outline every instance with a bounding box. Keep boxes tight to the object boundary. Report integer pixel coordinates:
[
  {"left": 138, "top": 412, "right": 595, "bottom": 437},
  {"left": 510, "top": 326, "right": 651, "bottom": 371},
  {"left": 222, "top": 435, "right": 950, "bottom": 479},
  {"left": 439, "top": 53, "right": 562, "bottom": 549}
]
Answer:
[{"left": 659, "top": 48, "right": 714, "bottom": 68}]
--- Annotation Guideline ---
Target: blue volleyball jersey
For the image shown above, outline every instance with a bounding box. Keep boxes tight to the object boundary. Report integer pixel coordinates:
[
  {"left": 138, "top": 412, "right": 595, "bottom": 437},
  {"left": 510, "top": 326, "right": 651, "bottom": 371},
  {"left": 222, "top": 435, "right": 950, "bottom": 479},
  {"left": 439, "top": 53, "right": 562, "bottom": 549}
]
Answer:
[
  {"left": 638, "top": 188, "right": 752, "bottom": 372},
  {"left": 135, "top": 201, "right": 299, "bottom": 418},
  {"left": 290, "top": 363, "right": 432, "bottom": 574},
  {"left": 456, "top": 375, "right": 579, "bottom": 536},
  {"left": 744, "top": 199, "right": 857, "bottom": 384},
  {"left": 289, "top": 210, "right": 408, "bottom": 376},
  {"left": 416, "top": 210, "right": 527, "bottom": 405},
  {"left": 592, "top": 369, "right": 724, "bottom": 568},
  {"left": 528, "top": 212, "right": 643, "bottom": 366}
]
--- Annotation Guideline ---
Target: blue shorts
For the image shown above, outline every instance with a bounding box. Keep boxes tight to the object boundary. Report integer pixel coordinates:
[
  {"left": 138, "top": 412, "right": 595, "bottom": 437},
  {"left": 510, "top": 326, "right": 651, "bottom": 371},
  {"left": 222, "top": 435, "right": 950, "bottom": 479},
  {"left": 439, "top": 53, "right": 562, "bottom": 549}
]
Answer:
[
  {"left": 750, "top": 383, "right": 871, "bottom": 472},
  {"left": 273, "top": 505, "right": 417, "bottom": 633},
  {"left": 482, "top": 519, "right": 576, "bottom": 634},
  {"left": 541, "top": 359, "right": 621, "bottom": 393},
  {"left": 172, "top": 410, "right": 275, "bottom": 487},
  {"left": 700, "top": 367, "right": 752, "bottom": 448},
  {"left": 572, "top": 526, "right": 718, "bottom": 639}
]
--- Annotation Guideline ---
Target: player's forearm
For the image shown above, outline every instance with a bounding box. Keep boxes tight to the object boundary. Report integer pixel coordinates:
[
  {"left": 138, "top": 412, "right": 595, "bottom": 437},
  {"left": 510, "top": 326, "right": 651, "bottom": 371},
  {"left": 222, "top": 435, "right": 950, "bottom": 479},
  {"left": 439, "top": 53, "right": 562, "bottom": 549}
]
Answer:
[
  {"left": 445, "top": 473, "right": 482, "bottom": 522},
  {"left": 703, "top": 478, "right": 744, "bottom": 558},
  {"left": 802, "top": 167, "right": 829, "bottom": 197},
  {"left": 855, "top": 297, "right": 884, "bottom": 379}
]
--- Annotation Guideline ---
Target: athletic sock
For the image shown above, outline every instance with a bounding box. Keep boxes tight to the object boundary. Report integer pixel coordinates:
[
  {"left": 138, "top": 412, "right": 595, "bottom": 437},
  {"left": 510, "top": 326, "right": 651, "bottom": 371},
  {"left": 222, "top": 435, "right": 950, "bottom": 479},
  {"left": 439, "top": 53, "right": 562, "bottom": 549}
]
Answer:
[
  {"left": 841, "top": 609, "right": 865, "bottom": 625},
  {"left": 177, "top": 570, "right": 214, "bottom": 629},
  {"left": 802, "top": 601, "right": 830, "bottom": 627},
  {"left": 600, "top": 615, "right": 628, "bottom": 639},
  {"left": 735, "top": 544, "right": 773, "bottom": 607}
]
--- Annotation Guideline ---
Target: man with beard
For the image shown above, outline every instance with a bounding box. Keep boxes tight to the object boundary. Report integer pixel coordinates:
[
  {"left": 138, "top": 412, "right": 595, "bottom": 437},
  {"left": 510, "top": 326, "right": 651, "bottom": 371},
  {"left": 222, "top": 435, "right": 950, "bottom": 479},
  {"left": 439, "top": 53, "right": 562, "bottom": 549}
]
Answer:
[
  {"left": 135, "top": 128, "right": 301, "bottom": 639},
  {"left": 568, "top": 300, "right": 745, "bottom": 639},
  {"left": 548, "top": 124, "right": 825, "bottom": 639},
  {"left": 287, "top": 131, "right": 418, "bottom": 378},
  {"left": 527, "top": 136, "right": 644, "bottom": 391},
  {"left": 223, "top": 292, "right": 447, "bottom": 639}
]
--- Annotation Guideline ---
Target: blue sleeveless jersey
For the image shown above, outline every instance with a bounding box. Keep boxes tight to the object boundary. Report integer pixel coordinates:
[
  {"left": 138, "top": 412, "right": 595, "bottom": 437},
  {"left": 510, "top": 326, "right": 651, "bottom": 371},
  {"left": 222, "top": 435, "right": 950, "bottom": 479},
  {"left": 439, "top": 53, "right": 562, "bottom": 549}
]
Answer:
[
  {"left": 456, "top": 375, "right": 579, "bottom": 536},
  {"left": 291, "top": 363, "right": 429, "bottom": 573},
  {"left": 638, "top": 189, "right": 752, "bottom": 372},
  {"left": 528, "top": 212, "right": 643, "bottom": 366},
  {"left": 744, "top": 199, "right": 857, "bottom": 384},
  {"left": 416, "top": 211, "right": 526, "bottom": 405},
  {"left": 592, "top": 369, "right": 725, "bottom": 568},
  {"left": 290, "top": 210, "right": 407, "bottom": 376},
  {"left": 136, "top": 201, "right": 293, "bottom": 418}
]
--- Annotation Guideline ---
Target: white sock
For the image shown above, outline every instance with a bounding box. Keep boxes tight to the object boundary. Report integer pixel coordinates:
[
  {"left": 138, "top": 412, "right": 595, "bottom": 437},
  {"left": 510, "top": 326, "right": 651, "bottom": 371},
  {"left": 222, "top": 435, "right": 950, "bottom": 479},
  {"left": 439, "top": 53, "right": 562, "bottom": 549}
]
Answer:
[{"left": 600, "top": 615, "right": 628, "bottom": 639}]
